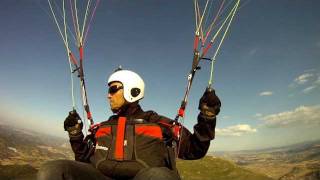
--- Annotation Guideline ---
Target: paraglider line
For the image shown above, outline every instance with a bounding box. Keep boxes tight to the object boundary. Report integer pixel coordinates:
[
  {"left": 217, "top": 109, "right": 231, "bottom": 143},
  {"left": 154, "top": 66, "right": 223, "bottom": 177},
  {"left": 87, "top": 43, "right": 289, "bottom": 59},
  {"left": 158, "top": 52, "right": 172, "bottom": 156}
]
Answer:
[
  {"left": 69, "top": 0, "right": 78, "bottom": 45},
  {"left": 81, "top": 0, "right": 92, "bottom": 42},
  {"left": 74, "top": 0, "right": 81, "bottom": 46},
  {"left": 47, "top": 0, "right": 69, "bottom": 50},
  {"left": 195, "top": 0, "right": 210, "bottom": 36},
  {"left": 209, "top": 0, "right": 240, "bottom": 86},
  {"left": 83, "top": 0, "right": 101, "bottom": 45},
  {"left": 203, "top": 0, "right": 226, "bottom": 44}
]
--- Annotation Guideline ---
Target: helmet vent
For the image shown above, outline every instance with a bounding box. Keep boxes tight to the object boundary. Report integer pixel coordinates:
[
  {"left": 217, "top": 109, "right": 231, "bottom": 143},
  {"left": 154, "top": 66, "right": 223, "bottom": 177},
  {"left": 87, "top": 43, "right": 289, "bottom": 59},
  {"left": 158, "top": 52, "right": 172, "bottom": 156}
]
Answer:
[{"left": 131, "top": 88, "right": 141, "bottom": 97}]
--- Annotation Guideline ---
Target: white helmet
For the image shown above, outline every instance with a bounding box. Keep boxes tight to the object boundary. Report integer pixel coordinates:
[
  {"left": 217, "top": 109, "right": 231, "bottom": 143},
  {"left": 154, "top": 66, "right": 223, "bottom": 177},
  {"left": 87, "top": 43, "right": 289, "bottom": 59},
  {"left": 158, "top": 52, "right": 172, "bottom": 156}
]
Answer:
[{"left": 107, "top": 69, "right": 145, "bottom": 103}]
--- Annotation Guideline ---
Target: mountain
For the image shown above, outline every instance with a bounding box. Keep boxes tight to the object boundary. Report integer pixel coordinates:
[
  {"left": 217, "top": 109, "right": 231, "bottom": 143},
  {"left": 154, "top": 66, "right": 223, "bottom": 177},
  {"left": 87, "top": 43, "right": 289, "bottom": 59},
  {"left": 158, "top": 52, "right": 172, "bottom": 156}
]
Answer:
[
  {"left": 213, "top": 140, "right": 320, "bottom": 180},
  {"left": 0, "top": 124, "right": 276, "bottom": 180},
  {"left": 2, "top": 123, "right": 319, "bottom": 180},
  {"left": 0, "top": 124, "right": 74, "bottom": 168}
]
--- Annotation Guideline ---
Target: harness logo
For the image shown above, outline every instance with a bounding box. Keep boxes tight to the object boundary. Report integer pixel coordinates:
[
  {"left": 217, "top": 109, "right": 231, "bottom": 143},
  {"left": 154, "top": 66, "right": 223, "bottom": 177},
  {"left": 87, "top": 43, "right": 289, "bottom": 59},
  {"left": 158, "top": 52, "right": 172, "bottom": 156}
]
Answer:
[{"left": 96, "top": 144, "right": 109, "bottom": 151}]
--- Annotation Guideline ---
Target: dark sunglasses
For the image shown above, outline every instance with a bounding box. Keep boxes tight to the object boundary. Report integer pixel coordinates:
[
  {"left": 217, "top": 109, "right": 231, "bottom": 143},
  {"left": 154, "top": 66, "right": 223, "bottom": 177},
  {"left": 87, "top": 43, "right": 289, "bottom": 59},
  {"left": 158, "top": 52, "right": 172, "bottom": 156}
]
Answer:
[{"left": 108, "top": 85, "right": 123, "bottom": 94}]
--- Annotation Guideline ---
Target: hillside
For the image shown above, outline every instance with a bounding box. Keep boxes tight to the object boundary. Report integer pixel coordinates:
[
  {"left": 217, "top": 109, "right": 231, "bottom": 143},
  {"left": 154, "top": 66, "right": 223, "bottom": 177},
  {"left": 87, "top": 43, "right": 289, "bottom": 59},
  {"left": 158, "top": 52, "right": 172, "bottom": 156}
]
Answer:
[
  {"left": 0, "top": 124, "right": 276, "bottom": 179},
  {"left": 0, "top": 124, "right": 74, "bottom": 168},
  {"left": 0, "top": 156, "right": 273, "bottom": 180},
  {"left": 177, "top": 156, "right": 273, "bottom": 180},
  {"left": 0, "top": 164, "right": 37, "bottom": 180},
  {"left": 1, "top": 123, "right": 319, "bottom": 180},
  {"left": 215, "top": 140, "right": 320, "bottom": 180}
]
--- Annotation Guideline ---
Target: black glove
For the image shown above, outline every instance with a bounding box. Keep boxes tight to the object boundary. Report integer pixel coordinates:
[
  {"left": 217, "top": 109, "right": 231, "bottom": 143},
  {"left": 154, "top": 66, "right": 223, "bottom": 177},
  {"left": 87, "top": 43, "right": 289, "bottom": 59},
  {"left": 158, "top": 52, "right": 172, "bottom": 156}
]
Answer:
[
  {"left": 198, "top": 87, "right": 221, "bottom": 119},
  {"left": 64, "top": 110, "right": 83, "bottom": 137}
]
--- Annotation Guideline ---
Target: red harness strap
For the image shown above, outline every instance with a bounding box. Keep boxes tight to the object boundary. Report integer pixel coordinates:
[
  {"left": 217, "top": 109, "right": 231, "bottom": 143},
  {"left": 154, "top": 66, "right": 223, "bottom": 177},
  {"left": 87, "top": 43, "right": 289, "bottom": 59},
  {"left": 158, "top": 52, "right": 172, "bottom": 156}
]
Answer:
[
  {"left": 158, "top": 119, "right": 181, "bottom": 140},
  {"left": 95, "top": 127, "right": 111, "bottom": 138},
  {"left": 135, "top": 125, "right": 163, "bottom": 139},
  {"left": 115, "top": 117, "right": 126, "bottom": 160}
]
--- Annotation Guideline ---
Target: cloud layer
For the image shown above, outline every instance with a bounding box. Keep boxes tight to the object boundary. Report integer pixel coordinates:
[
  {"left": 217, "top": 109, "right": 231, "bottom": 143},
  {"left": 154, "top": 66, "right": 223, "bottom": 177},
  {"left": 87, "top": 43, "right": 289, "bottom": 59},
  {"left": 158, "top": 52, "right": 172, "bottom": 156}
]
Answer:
[
  {"left": 259, "top": 91, "right": 273, "bottom": 96},
  {"left": 291, "top": 71, "right": 320, "bottom": 93},
  {"left": 294, "top": 73, "right": 314, "bottom": 85},
  {"left": 262, "top": 105, "right": 320, "bottom": 128},
  {"left": 216, "top": 124, "right": 257, "bottom": 137}
]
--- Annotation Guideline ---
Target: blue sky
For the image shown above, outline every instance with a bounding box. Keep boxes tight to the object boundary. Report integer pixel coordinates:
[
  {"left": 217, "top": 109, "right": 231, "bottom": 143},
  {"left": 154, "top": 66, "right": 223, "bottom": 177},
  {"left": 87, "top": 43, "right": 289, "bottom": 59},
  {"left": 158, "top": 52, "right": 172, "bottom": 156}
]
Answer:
[{"left": 0, "top": 0, "right": 319, "bottom": 151}]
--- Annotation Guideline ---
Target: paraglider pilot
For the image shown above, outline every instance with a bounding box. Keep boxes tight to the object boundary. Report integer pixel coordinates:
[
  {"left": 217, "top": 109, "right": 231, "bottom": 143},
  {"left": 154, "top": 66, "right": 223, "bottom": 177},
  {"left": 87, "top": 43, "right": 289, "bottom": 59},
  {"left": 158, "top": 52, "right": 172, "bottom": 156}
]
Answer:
[{"left": 37, "top": 68, "right": 221, "bottom": 180}]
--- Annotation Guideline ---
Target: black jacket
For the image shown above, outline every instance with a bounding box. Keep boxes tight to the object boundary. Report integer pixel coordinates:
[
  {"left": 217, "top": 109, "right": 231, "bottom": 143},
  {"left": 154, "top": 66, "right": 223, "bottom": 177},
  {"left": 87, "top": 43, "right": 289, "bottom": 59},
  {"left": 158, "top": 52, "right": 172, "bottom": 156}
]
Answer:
[{"left": 69, "top": 102, "right": 216, "bottom": 178}]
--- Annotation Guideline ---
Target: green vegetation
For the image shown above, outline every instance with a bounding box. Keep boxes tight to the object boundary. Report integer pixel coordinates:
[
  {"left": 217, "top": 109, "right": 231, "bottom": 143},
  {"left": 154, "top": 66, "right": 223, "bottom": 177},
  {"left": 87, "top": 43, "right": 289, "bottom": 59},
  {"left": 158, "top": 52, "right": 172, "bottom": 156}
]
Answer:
[
  {"left": 1, "top": 157, "right": 274, "bottom": 180},
  {"left": 0, "top": 164, "right": 37, "bottom": 180},
  {"left": 177, "top": 156, "right": 274, "bottom": 180},
  {"left": 1, "top": 125, "right": 318, "bottom": 180}
]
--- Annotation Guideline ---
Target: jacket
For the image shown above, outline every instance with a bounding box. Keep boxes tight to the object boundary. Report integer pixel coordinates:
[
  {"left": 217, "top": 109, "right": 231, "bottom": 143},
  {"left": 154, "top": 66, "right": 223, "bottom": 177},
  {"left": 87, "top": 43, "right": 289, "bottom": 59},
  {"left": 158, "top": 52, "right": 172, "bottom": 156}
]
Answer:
[{"left": 68, "top": 102, "right": 216, "bottom": 179}]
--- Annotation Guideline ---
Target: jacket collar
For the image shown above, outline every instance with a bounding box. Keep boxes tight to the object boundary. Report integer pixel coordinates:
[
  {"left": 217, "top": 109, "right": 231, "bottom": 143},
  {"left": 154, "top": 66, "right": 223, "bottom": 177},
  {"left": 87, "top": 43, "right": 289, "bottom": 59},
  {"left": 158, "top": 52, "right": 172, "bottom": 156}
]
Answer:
[{"left": 117, "top": 101, "right": 143, "bottom": 117}]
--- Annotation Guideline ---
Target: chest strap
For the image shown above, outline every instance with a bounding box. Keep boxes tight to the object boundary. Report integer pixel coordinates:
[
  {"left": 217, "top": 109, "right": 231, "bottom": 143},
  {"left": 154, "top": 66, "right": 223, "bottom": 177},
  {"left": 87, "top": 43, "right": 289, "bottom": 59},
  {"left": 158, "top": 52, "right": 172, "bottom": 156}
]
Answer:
[{"left": 115, "top": 117, "right": 127, "bottom": 160}]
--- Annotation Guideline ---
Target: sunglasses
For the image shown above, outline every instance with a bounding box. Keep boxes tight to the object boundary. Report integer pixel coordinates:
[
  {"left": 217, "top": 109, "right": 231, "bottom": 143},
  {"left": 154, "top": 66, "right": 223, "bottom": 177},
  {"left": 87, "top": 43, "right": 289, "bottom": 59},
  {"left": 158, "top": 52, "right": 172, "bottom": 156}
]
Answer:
[{"left": 108, "top": 85, "right": 123, "bottom": 94}]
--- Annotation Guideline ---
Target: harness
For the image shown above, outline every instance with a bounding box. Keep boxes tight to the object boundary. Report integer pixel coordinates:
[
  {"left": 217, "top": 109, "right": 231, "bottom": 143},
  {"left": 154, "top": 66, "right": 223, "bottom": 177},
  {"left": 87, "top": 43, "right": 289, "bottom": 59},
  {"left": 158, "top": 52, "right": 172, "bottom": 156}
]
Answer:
[{"left": 89, "top": 117, "right": 178, "bottom": 179}]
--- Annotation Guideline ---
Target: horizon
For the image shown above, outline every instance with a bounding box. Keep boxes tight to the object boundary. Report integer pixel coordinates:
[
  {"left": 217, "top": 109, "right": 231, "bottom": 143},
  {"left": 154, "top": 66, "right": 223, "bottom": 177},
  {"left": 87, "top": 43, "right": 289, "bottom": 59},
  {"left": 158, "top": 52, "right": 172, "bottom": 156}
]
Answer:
[
  {"left": 0, "top": 0, "right": 319, "bottom": 151},
  {"left": 1, "top": 119, "right": 319, "bottom": 153}
]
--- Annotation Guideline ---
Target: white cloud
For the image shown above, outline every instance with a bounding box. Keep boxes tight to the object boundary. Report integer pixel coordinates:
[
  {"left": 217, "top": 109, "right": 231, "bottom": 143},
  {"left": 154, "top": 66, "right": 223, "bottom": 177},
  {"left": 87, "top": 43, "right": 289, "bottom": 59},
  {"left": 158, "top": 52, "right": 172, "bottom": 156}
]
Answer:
[
  {"left": 290, "top": 71, "right": 320, "bottom": 93},
  {"left": 294, "top": 73, "right": 314, "bottom": 85},
  {"left": 261, "top": 105, "right": 320, "bottom": 128},
  {"left": 216, "top": 124, "right": 257, "bottom": 137},
  {"left": 303, "top": 86, "right": 316, "bottom": 94},
  {"left": 259, "top": 91, "right": 273, "bottom": 96},
  {"left": 254, "top": 113, "right": 263, "bottom": 118}
]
